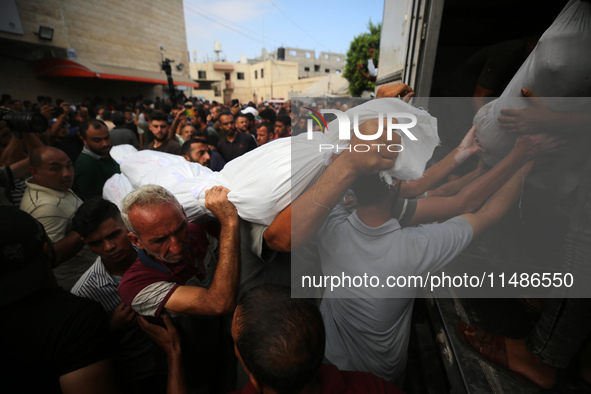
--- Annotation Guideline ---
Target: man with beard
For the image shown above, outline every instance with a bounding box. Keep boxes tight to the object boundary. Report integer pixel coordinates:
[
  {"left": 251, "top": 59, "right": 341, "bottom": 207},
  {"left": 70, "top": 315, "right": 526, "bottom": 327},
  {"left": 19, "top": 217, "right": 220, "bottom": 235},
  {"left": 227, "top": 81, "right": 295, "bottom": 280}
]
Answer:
[
  {"left": 73, "top": 119, "right": 120, "bottom": 201},
  {"left": 274, "top": 115, "right": 291, "bottom": 138},
  {"left": 216, "top": 111, "right": 257, "bottom": 162},
  {"left": 181, "top": 138, "right": 211, "bottom": 168},
  {"left": 235, "top": 113, "right": 256, "bottom": 143},
  {"left": 146, "top": 111, "right": 182, "bottom": 155}
]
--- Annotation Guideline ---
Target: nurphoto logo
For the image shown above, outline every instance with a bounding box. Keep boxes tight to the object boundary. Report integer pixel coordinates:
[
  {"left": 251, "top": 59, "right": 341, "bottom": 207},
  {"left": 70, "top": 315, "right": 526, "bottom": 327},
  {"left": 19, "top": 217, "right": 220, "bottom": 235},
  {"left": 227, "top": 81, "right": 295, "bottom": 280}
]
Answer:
[{"left": 304, "top": 107, "right": 417, "bottom": 153}]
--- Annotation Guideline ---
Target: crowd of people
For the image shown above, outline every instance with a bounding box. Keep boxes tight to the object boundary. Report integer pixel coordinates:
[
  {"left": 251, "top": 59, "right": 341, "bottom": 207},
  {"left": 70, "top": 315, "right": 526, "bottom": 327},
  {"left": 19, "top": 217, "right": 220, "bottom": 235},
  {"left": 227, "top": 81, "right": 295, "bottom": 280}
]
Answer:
[{"left": 1, "top": 34, "right": 589, "bottom": 392}]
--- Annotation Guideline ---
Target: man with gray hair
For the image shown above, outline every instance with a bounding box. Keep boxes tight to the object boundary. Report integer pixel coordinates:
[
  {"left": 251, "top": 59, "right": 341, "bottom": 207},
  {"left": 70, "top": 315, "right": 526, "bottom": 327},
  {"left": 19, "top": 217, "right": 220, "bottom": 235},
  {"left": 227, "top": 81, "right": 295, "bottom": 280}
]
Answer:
[
  {"left": 117, "top": 184, "right": 239, "bottom": 392},
  {"left": 118, "top": 184, "right": 239, "bottom": 318}
]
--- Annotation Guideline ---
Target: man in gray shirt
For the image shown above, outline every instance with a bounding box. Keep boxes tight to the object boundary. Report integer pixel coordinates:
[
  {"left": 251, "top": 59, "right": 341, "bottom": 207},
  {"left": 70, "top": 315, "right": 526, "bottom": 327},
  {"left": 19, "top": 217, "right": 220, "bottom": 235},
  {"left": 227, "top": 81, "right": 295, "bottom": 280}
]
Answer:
[{"left": 267, "top": 113, "right": 537, "bottom": 383}]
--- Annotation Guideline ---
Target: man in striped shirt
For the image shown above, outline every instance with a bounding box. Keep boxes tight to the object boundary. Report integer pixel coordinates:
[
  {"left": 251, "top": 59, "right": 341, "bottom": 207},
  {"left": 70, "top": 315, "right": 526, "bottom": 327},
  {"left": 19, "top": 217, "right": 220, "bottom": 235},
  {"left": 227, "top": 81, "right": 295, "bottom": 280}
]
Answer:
[{"left": 71, "top": 197, "right": 165, "bottom": 392}]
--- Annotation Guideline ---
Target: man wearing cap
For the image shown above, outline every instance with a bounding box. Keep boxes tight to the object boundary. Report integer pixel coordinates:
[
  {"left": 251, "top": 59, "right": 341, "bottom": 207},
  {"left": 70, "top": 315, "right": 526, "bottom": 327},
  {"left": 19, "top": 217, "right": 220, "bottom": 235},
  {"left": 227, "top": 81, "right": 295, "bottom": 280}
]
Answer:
[{"left": 0, "top": 206, "right": 119, "bottom": 393}]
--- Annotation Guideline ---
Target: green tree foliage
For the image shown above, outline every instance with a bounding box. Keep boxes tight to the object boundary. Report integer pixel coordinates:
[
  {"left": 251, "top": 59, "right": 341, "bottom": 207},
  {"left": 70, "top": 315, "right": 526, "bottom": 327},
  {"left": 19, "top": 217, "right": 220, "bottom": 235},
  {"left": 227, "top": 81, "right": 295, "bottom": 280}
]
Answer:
[{"left": 344, "top": 21, "right": 381, "bottom": 97}]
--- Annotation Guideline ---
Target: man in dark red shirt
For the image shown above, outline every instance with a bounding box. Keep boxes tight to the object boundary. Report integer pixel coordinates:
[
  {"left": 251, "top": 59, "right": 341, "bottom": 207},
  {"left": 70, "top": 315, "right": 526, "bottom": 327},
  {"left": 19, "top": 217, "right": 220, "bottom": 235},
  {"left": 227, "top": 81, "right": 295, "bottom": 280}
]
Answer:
[
  {"left": 118, "top": 184, "right": 239, "bottom": 318},
  {"left": 117, "top": 184, "right": 239, "bottom": 392}
]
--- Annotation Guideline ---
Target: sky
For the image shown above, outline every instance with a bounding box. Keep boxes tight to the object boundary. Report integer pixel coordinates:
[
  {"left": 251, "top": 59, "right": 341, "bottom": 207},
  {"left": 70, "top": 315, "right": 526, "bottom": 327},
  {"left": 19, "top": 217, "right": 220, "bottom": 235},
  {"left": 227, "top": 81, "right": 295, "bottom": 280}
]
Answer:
[{"left": 183, "top": 0, "right": 384, "bottom": 63}]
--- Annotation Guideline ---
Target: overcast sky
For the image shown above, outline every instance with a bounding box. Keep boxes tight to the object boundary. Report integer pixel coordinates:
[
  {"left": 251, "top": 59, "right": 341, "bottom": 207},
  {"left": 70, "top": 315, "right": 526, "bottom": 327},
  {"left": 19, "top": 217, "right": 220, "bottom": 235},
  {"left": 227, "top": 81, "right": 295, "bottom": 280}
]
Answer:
[{"left": 184, "top": 0, "right": 384, "bottom": 63}]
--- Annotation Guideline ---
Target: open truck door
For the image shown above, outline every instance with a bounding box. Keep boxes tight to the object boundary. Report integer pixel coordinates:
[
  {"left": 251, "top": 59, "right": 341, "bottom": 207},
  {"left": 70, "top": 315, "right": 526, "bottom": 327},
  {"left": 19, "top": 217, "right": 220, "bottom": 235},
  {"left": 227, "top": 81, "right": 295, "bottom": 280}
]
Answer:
[
  {"left": 377, "top": 1, "right": 585, "bottom": 393},
  {"left": 376, "top": 0, "right": 444, "bottom": 98}
]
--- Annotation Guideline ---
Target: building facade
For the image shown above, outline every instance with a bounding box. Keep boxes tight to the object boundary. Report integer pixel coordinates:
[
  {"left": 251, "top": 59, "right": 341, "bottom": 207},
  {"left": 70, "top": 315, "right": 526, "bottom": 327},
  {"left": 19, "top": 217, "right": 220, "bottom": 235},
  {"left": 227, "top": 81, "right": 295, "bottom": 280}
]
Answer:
[
  {"left": 190, "top": 59, "right": 325, "bottom": 104},
  {"left": 0, "top": 0, "right": 196, "bottom": 102},
  {"left": 251, "top": 47, "right": 346, "bottom": 79}
]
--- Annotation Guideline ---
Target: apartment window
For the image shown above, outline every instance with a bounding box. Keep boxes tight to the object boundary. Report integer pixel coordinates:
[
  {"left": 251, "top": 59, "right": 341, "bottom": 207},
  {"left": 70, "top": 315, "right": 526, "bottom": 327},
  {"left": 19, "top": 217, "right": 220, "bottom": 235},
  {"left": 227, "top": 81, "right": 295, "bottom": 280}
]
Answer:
[
  {"left": 306, "top": 52, "right": 311, "bottom": 58},
  {"left": 255, "top": 70, "right": 258, "bottom": 79},
  {"left": 325, "top": 54, "right": 329, "bottom": 59},
  {"left": 290, "top": 50, "right": 297, "bottom": 56},
  {"left": 198, "top": 71, "right": 206, "bottom": 79},
  {"left": 325, "top": 68, "right": 330, "bottom": 73},
  {"left": 261, "top": 68, "right": 264, "bottom": 78},
  {"left": 304, "top": 67, "right": 310, "bottom": 72},
  {"left": 336, "top": 57, "right": 342, "bottom": 62},
  {"left": 237, "top": 72, "right": 245, "bottom": 80},
  {"left": 314, "top": 65, "right": 320, "bottom": 72}
]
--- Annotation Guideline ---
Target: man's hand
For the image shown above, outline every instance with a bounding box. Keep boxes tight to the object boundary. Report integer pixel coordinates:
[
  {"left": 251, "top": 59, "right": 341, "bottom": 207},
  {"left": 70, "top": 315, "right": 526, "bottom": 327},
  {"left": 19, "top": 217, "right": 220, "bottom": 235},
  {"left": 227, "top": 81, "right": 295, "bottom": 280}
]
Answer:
[
  {"left": 77, "top": 106, "right": 89, "bottom": 122},
  {"left": 513, "top": 133, "right": 564, "bottom": 161},
  {"left": 40, "top": 105, "right": 54, "bottom": 120},
  {"left": 205, "top": 186, "right": 239, "bottom": 226},
  {"left": 138, "top": 313, "right": 188, "bottom": 394},
  {"left": 109, "top": 301, "right": 137, "bottom": 332},
  {"left": 174, "top": 109, "right": 186, "bottom": 121},
  {"left": 138, "top": 313, "right": 181, "bottom": 356},
  {"left": 357, "top": 62, "right": 364, "bottom": 71},
  {"left": 498, "top": 88, "right": 556, "bottom": 134},
  {"left": 60, "top": 102, "right": 73, "bottom": 114},
  {"left": 230, "top": 103, "right": 240, "bottom": 116},
  {"left": 342, "top": 118, "right": 400, "bottom": 177},
  {"left": 376, "top": 84, "right": 414, "bottom": 102},
  {"left": 455, "top": 126, "right": 484, "bottom": 164}
]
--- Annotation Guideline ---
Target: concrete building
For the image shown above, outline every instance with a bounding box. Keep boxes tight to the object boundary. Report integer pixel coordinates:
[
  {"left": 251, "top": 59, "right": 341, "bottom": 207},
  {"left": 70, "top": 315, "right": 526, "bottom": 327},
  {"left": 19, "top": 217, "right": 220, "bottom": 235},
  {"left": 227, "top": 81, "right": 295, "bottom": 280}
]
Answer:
[
  {"left": 0, "top": 0, "right": 196, "bottom": 102},
  {"left": 190, "top": 59, "right": 325, "bottom": 104},
  {"left": 251, "top": 47, "right": 346, "bottom": 79}
]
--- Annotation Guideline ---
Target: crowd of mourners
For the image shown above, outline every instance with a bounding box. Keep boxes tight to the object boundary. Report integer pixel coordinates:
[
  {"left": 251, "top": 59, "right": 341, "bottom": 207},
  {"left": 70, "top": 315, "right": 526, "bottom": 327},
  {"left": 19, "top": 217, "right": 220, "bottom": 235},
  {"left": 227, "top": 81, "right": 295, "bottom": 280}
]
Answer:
[
  {"left": 0, "top": 58, "right": 589, "bottom": 393},
  {"left": 0, "top": 91, "right": 412, "bottom": 394}
]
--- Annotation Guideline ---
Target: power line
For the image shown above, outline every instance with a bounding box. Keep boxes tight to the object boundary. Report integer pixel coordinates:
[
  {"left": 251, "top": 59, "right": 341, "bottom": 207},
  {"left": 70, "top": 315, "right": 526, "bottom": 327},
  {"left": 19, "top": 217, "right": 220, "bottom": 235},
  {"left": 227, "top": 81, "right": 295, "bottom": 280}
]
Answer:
[
  {"left": 268, "top": 0, "right": 331, "bottom": 52},
  {"left": 191, "top": 3, "right": 284, "bottom": 47},
  {"left": 185, "top": 5, "right": 265, "bottom": 49},
  {"left": 184, "top": 4, "right": 284, "bottom": 48}
]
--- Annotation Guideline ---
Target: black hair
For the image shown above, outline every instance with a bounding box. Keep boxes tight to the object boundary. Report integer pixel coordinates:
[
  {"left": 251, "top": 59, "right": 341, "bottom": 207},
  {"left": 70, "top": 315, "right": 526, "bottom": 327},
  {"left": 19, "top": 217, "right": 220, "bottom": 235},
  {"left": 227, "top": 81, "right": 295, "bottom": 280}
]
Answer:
[
  {"left": 181, "top": 138, "right": 208, "bottom": 156},
  {"left": 112, "top": 111, "right": 125, "bottom": 126},
  {"left": 219, "top": 110, "right": 234, "bottom": 120},
  {"left": 243, "top": 112, "right": 255, "bottom": 122},
  {"left": 235, "top": 112, "right": 249, "bottom": 121},
  {"left": 102, "top": 109, "right": 112, "bottom": 121},
  {"left": 351, "top": 173, "right": 392, "bottom": 206},
  {"left": 192, "top": 128, "right": 210, "bottom": 144},
  {"left": 150, "top": 110, "right": 168, "bottom": 123},
  {"left": 276, "top": 115, "right": 291, "bottom": 128},
  {"left": 72, "top": 197, "right": 122, "bottom": 238},
  {"left": 195, "top": 107, "right": 207, "bottom": 123},
  {"left": 79, "top": 119, "right": 108, "bottom": 138},
  {"left": 259, "top": 108, "right": 276, "bottom": 124},
  {"left": 256, "top": 122, "right": 274, "bottom": 134},
  {"left": 161, "top": 104, "right": 172, "bottom": 114},
  {"left": 235, "top": 285, "right": 325, "bottom": 394}
]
